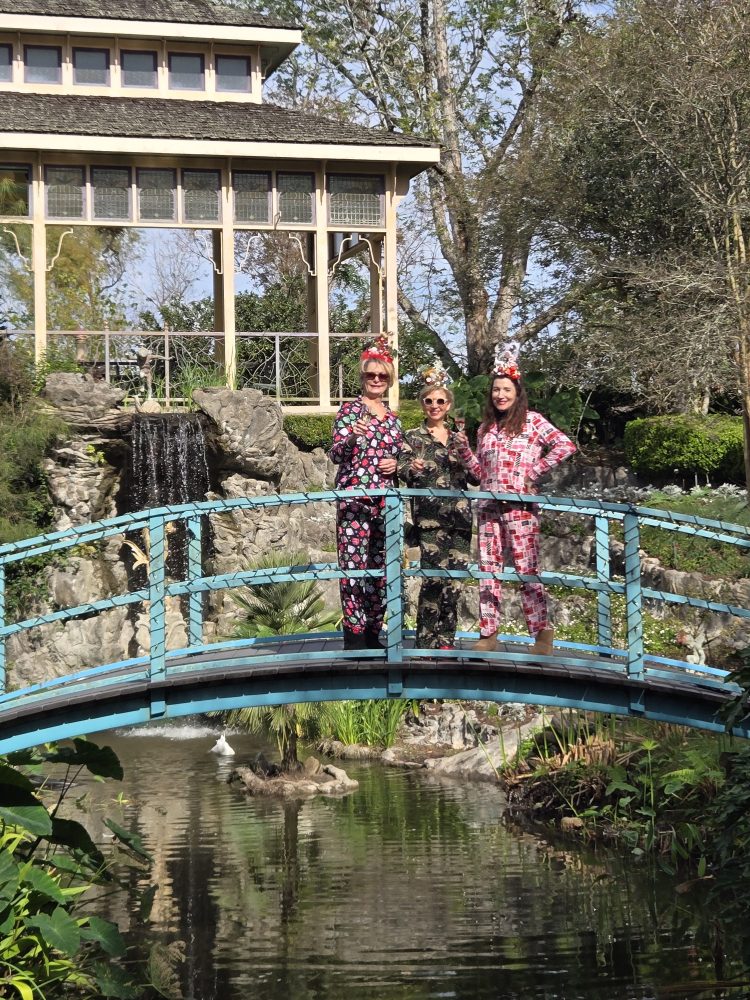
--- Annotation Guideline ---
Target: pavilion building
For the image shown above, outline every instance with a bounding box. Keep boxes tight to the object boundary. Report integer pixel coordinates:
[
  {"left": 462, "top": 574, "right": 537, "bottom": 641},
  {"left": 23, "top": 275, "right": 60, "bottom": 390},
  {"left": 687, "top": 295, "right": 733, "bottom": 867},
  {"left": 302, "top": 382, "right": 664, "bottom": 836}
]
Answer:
[{"left": 0, "top": 0, "right": 439, "bottom": 409}]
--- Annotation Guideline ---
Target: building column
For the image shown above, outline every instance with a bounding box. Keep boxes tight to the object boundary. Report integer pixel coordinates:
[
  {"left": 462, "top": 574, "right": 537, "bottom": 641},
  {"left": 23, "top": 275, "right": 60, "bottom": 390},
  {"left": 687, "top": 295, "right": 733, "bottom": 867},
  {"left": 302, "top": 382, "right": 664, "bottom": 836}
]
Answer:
[
  {"left": 384, "top": 165, "right": 399, "bottom": 410},
  {"left": 32, "top": 159, "right": 47, "bottom": 363},
  {"left": 212, "top": 229, "right": 225, "bottom": 366},
  {"left": 314, "top": 163, "right": 331, "bottom": 409},
  {"left": 220, "top": 166, "right": 236, "bottom": 387},
  {"left": 369, "top": 237, "right": 384, "bottom": 334}
]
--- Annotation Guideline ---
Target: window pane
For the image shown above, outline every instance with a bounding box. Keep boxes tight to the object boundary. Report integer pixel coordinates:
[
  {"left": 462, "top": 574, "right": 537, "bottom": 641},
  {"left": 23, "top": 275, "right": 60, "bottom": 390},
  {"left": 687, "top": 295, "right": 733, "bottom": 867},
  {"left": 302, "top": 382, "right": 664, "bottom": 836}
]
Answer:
[
  {"left": 277, "top": 173, "right": 314, "bottom": 224},
  {"left": 169, "top": 53, "right": 204, "bottom": 91},
  {"left": 183, "top": 169, "right": 220, "bottom": 222},
  {"left": 0, "top": 165, "right": 30, "bottom": 216},
  {"left": 138, "top": 169, "right": 175, "bottom": 220},
  {"left": 73, "top": 48, "right": 109, "bottom": 86},
  {"left": 92, "top": 167, "right": 130, "bottom": 220},
  {"left": 329, "top": 174, "right": 383, "bottom": 226},
  {"left": 122, "top": 50, "right": 157, "bottom": 88},
  {"left": 25, "top": 46, "right": 61, "bottom": 84},
  {"left": 233, "top": 171, "right": 270, "bottom": 223},
  {"left": 0, "top": 44, "right": 12, "bottom": 83},
  {"left": 46, "top": 166, "right": 85, "bottom": 218},
  {"left": 216, "top": 55, "right": 250, "bottom": 93}
]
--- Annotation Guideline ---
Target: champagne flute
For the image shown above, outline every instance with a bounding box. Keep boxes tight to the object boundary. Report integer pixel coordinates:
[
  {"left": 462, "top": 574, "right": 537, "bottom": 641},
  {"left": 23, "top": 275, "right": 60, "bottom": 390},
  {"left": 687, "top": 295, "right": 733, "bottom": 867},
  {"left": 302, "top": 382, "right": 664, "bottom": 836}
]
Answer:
[
  {"left": 358, "top": 409, "right": 371, "bottom": 445},
  {"left": 454, "top": 412, "right": 466, "bottom": 434}
]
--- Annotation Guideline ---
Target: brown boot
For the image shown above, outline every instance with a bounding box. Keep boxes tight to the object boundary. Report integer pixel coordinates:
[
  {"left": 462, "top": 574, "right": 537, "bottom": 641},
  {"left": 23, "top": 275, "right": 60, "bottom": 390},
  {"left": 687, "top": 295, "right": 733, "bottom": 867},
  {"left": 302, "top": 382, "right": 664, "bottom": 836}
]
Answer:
[
  {"left": 531, "top": 627, "right": 554, "bottom": 657},
  {"left": 474, "top": 631, "right": 499, "bottom": 653}
]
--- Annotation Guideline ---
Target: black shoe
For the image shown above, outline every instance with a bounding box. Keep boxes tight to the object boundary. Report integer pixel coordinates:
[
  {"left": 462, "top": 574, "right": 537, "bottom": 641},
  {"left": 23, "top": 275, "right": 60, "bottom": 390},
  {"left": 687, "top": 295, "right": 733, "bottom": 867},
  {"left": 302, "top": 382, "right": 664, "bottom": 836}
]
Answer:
[
  {"left": 343, "top": 628, "right": 367, "bottom": 650},
  {"left": 365, "top": 628, "right": 386, "bottom": 650}
]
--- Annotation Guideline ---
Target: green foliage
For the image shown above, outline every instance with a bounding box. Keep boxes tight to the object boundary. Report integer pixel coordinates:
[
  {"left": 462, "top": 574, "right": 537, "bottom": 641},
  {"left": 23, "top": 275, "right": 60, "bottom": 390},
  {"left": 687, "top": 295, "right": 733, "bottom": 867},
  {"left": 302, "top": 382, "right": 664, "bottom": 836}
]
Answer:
[
  {"left": 524, "top": 371, "right": 600, "bottom": 442},
  {"left": 706, "top": 742, "right": 750, "bottom": 881},
  {"left": 451, "top": 375, "right": 490, "bottom": 435},
  {"left": 227, "top": 551, "right": 339, "bottom": 639},
  {"left": 637, "top": 489, "right": 750, "bottom": 580},
  {"left": 624, "top": 415, "right": 744, "bottom": 483},
  {"left": 0, "top": 342, "right": 65, "bottom": 545},
  {"left": 319, "top": 700, "right": 409, "bottom": 749},
  {"left": 0, "top": 739, "right": 159, "bottom": 999},
  {"left": 283, "top": 413, "right": 334, "bottom": 452}
]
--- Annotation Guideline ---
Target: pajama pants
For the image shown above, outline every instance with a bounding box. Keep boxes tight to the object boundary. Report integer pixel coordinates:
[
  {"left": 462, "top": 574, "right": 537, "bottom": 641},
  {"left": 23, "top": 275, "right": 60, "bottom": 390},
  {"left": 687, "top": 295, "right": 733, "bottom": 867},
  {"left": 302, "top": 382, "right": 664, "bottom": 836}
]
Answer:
[
  {"left": 478, "top": 509, "right": 549, "bottom": 637},
  {"left": 337, "top": 499, "right": 386, "bottom": 635}
]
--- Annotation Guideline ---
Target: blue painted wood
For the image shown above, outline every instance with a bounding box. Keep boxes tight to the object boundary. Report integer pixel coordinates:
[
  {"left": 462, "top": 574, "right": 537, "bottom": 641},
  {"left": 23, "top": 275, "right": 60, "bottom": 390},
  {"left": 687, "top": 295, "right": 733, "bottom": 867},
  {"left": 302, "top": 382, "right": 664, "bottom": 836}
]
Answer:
[
  {"left": 595, "top": 516, "right": 612, "bottom": 649},
  {"left": 0, "top": 487, "right": 747, "bottom": 753},
  {"left": 187, "top": 516, "right": 203, "bottom": 647},
  {"left": 0, "top": 562, "right": 5, "bottom": 695}
]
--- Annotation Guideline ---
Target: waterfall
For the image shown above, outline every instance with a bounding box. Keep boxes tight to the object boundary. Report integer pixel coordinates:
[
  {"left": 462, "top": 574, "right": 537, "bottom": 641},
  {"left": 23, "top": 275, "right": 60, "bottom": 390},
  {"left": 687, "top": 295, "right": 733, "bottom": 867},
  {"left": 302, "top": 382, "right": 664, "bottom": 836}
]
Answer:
[{"left": 130, "top": 413, "right": 210, "bottom": 511}]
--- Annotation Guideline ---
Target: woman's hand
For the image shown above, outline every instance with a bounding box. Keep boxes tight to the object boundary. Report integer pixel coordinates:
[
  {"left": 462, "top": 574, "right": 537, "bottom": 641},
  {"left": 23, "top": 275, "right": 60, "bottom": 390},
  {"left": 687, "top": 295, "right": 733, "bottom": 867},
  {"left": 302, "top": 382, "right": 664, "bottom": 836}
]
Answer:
[
  {"left": 410, "top": 458, "right": 426, "bottom": 475},
  {"left": 352, "top": 418, "right": 370, "bottom": 438},
  {"left": 379, "top": 457, "right": 397, "bottom": 476},
  {"left": 524, "top": 477, "right": 537, "bottom": 494},
  {"left": 453, "top": 431, "right": 470, "bottom": 451}
]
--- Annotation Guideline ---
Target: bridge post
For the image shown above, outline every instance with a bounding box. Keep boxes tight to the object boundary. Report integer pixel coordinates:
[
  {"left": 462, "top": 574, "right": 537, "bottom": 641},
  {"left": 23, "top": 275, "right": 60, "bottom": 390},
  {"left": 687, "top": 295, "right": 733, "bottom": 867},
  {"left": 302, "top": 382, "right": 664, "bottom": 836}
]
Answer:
[
  {"left": 383, "top": 491, "right": 404, "bottom": 677},
  {"left": 187, "top": 516, "right": 203, "bottom": 647},
  {"left": 148, "top": 515, "right": 167, "bottom": 717},
  {"left": 623, "top": 511, "right": 644, "bottom": 681},
  {"left": 0, "top": 563, "right": 5, "bottom": 695},
  {"left": 595, "top": 516, "right": 612, "bottom": 651}
]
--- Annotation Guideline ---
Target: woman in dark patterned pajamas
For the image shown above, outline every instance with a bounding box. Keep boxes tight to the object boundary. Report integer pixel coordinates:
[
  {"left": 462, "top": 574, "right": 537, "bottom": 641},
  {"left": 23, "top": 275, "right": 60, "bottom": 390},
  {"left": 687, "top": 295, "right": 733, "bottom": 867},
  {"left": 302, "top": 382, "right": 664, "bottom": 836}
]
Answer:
[
  {"left": 328, "top": 337, "right": 403, "bottom": 650},
  {"left": 398, "top": 371, "right": 478, "bottom": 649}
]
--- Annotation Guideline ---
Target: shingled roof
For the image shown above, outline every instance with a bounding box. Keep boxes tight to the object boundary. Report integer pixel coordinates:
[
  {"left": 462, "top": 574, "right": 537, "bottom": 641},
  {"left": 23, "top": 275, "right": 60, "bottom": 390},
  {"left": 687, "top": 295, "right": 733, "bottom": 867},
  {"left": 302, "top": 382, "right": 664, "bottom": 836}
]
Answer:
[
  {"left": 0, "top": 0, "right": 298, "bottom": 30},
  {"left": 0, "top": 92, "right": 436, "bottom": 148}
]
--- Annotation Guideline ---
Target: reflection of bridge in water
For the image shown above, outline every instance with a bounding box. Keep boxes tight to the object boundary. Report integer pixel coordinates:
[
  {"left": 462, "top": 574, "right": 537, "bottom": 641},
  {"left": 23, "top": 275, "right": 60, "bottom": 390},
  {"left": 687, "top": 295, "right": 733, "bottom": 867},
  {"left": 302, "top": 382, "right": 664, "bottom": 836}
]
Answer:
[{"left": 1, "top": 488, "right": 749, "bottom": 753}]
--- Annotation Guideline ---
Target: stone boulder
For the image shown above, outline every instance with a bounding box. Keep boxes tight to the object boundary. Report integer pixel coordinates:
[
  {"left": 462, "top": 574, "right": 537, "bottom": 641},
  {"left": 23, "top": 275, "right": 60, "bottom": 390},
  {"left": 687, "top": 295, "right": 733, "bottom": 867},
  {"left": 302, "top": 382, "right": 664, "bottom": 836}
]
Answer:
[
  {"left": 193, "top": 387, "right": 306, "bottom": 487},
  {"left": 41, "top": 373, "right": 129, "bottom": 434},
  {"left": 228, "top": 760, "right": 358, "bottom": 798}
]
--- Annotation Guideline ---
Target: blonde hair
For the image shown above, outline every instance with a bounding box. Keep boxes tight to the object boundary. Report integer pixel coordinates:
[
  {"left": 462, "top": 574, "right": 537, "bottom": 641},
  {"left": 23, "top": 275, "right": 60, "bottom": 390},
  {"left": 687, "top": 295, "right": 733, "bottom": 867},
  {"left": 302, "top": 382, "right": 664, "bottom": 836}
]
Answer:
[
  {"left": 419, "top": 383, "right": 454, "bottom": 405},
  {"left": 360, "top": 357, "right": 395, "bottom": 389}
]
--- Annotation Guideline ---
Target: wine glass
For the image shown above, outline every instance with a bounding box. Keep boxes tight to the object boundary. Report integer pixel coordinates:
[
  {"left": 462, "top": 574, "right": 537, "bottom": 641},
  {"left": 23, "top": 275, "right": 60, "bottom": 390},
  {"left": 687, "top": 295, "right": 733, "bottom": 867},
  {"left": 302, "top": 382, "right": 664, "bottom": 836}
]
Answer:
[
  {"left": 358, "top": 409, "right": 372, "bottom": 444},
  {"left": 454, "top": 413, "right": 466, "bottom": 434}
]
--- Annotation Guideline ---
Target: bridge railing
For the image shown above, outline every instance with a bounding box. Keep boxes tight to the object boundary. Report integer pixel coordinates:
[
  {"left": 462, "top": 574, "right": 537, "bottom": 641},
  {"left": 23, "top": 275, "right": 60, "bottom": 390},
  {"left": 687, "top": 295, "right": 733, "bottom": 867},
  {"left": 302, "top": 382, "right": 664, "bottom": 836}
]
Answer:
[{"left": 1, "top": 489, "right": 749, "bottom": 702}]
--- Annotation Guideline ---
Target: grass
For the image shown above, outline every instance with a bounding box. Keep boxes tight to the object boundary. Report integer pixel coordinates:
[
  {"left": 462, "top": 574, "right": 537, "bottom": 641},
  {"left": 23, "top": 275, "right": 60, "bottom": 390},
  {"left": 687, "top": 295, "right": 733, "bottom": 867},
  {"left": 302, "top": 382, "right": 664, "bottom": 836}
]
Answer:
[{"left": 637, "top": 489, "right": 750, "bottom": 580}]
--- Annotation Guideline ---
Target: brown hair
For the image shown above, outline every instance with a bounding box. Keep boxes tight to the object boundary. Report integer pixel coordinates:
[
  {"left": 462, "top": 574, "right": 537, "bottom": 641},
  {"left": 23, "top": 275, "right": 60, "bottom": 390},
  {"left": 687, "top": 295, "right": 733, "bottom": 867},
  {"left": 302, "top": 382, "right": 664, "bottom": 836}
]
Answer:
[{"left": 481, "top": 374, "right": 528, "bottom": 438}]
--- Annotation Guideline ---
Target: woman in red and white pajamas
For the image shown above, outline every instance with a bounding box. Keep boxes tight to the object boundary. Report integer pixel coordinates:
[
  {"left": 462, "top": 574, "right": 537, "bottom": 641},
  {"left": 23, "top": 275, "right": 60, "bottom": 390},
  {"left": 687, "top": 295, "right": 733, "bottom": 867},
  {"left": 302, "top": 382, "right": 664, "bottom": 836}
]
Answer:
[{"left": 456, "top": 357, "right": 575, "bottom": 656}]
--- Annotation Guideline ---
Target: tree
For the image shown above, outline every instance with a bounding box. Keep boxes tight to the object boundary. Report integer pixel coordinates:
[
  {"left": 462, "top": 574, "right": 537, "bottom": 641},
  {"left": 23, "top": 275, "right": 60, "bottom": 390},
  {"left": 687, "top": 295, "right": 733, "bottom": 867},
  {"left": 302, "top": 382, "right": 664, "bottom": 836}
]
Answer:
[
  {"left": 545, "top": 0, "right": 750, "bottom": 496},
  {"left": 262, "top": 0, "right": 601, "bottom": 375}
]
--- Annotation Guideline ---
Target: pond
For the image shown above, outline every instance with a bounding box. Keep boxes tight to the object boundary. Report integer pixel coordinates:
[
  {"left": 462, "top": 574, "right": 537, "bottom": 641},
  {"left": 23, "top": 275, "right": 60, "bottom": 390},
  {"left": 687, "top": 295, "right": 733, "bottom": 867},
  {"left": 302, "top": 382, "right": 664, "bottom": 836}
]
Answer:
[{"left": 75, "top": 723, "right": 749, "bottom": 1000}]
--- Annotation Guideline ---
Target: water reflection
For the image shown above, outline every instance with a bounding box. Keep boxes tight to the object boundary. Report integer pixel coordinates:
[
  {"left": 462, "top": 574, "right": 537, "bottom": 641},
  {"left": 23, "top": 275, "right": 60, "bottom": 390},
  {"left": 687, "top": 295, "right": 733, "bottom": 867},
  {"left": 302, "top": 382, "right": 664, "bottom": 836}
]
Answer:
[{"left": 71, "top": 724, "right": 747, "bottom": 1000}]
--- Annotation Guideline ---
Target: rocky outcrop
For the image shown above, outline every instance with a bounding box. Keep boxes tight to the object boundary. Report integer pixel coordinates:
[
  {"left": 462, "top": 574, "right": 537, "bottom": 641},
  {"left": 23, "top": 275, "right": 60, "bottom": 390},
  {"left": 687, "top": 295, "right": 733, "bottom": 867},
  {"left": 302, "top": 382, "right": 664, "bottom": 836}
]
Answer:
[
  {"left": 228, "top": 758, "right": 358, "bottom": 798},
  {"left": 40, "top": 372, "right": 130, "bottom": 434}
]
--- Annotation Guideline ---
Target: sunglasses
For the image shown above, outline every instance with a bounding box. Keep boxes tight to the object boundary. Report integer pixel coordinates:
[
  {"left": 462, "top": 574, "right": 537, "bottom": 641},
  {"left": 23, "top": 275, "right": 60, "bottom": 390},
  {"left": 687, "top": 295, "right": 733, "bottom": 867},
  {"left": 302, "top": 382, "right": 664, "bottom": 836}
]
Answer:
[
  {"left": 422, "top": 397, "right": 448, "bottom": 406},
  {"left": 364, "top": 372, "right": 388, "bottom": 382}
]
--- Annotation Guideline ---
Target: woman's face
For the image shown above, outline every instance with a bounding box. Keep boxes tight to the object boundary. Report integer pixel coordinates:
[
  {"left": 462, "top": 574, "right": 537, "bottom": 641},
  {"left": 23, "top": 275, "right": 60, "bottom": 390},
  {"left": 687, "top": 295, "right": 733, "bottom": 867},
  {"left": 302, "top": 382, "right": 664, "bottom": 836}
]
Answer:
[
  {"left": 491, "top": 377, "right": 518, "bottom": 414},
  {"left": 362, "top": 362, "right": 389, "bottom": 397},
  {"left": 420, "top": 390, "right": 451, "bottom": 423}
]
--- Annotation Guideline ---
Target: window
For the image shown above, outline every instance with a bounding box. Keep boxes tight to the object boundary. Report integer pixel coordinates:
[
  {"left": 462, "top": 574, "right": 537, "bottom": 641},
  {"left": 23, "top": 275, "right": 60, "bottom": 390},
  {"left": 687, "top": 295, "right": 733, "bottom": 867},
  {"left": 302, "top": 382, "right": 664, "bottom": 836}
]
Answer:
[
  {"left": 168, "top": 52, "right": 204, "bottom": 91},
  {"left": 121, "top": 50, "right": 158, "bottom": 88},
  {"left": 216, "top": 54, "right": 250, "bottom": 93},
  {"left": 46, "top": 166, "right": 85, "bottom": 218},
  {"left": 183, "top": 170, "right": 220, "bottom": 222},
  {"left": 0, "top": 44, "right": 12, "bottom": 83},
  {"left": 92, "top": 167, "right": 131, "bottom": 220},
  {"left": 328, "top": 174, "right": 384, "bottom": 226},
  {"left": 73, "top": 48, "right": 109, "bottom": 86},
  {"left": 277, "top": 173, "right": 314, "bottom": 224},
  {"left": 138, "top": 168, "right": 175, "bottom": 220},
  {"left": 0, "top": 165, "right": 30, "bottom": 216},
  {"left": 24, "top": 45, "right": 61, "bottom": 84},
  {"left": 233, "top": 171, "right": 270, "bottom": 223}
]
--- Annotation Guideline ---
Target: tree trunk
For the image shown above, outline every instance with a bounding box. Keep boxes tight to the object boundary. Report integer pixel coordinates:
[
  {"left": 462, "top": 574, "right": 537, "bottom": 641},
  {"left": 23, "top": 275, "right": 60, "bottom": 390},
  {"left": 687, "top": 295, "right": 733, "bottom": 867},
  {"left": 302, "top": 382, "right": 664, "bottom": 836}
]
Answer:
[
  {"left": 281, "top": 726, "right": 301, "bottom": 772},
  {"left": 739, "top": 332, "right": 750, "bottom": 504}
]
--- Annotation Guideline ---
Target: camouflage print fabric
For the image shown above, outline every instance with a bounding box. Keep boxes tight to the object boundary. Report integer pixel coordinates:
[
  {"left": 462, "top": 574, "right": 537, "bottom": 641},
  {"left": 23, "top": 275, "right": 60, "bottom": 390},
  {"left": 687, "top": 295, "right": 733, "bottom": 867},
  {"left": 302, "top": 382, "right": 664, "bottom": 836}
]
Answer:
[{"left": 398, "top": 423, "right": 479, "bottom": 648}]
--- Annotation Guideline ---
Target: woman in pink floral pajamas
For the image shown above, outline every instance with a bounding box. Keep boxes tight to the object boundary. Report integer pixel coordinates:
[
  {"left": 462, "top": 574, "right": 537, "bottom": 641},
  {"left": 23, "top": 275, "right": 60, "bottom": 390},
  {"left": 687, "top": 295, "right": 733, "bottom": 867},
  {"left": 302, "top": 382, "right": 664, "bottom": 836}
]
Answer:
[
  {"left": 456, "top": 354, "right": 575, "bottom": 656},
  {"left": 329, "top": 338, "right": 403, "bottom": 650}
]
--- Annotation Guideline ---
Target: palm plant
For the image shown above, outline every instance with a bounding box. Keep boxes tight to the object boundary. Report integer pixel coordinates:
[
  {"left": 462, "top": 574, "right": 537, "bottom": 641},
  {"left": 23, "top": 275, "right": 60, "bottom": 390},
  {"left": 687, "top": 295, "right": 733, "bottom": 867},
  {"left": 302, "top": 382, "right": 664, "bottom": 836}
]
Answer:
[{"left": 218, "top": 551, "right": 339, "bottom": 769}]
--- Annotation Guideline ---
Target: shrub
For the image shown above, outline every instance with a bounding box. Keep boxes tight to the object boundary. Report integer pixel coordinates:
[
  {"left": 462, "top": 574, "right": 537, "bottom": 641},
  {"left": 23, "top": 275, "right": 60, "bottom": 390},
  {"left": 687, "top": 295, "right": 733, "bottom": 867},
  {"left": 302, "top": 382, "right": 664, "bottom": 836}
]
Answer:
[
  {"left": 284, "top": 413, "right": 335, "bottom": 451},
  {"left": 284, "top": 399, "right": 423, "bottom": 453},
  {"left": 624, "top": 414, "right": 744, "bottom": 483}
]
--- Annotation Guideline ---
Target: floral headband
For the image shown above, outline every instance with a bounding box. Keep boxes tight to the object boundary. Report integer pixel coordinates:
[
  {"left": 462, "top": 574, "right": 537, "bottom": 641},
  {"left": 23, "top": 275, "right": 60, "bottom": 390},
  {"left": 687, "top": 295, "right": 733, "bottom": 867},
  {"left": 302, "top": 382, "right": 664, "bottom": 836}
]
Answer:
[
  {"left": 419, "top": 362, "right": 450, "bottom": 389},
  {"left": 361, "top": 335, "right": 394, "bottom": 365},
  {"left": 493, "top": 344, "right": 521, "bottom": 381}
]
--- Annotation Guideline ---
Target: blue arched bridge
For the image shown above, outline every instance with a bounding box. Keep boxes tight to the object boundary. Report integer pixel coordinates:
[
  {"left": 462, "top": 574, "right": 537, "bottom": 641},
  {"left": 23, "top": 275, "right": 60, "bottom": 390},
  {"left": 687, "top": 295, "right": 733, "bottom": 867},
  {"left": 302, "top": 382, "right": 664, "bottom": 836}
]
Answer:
[{"left": 1, "top": 488, "right": 749, "bottom": 753}]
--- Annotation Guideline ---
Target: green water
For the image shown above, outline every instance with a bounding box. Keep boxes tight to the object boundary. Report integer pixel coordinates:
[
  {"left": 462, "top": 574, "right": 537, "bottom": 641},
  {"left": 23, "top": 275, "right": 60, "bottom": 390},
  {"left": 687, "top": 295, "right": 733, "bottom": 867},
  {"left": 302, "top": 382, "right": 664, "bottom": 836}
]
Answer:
[{"left": 75, "top": 724, "right": 749, "bottom": 999}]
